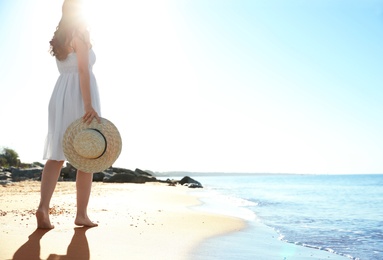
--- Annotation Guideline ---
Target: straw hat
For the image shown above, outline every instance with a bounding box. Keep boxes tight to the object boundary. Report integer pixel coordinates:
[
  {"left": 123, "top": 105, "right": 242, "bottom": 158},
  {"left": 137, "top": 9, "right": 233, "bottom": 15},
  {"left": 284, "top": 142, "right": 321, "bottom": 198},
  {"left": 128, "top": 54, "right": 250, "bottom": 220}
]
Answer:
[{"left": 63, "top": 117, "right": 122, "bottom": 173}]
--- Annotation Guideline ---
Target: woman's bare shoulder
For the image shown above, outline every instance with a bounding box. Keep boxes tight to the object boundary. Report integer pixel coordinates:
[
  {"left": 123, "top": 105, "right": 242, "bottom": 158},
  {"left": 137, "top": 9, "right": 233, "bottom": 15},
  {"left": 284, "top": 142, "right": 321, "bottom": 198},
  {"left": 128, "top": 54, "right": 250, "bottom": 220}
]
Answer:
[
  {"left": 72, "top": 27, "right": 92, "bottom": 51},
  {"left": 73, "top": 26, "right": 90, "bottom": 41}
]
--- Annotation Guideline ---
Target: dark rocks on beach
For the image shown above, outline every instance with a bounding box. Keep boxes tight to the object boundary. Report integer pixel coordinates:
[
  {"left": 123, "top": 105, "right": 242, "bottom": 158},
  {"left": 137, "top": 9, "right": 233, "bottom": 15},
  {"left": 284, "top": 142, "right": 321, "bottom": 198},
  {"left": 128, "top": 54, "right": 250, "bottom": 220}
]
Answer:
[
  {"left": 102, "top": 168, "right": 157, "bottom": 183},
  {"left": 0, "top": 167, "right": 13, "bottom": 184},
  {"left": 135, "top": 168, "right": 154, "bottom": 177},
  {"left": 10, "top": 167, "right": 43, "bottom": 182},
  {"left": 179, "top": 176, "right": 203, "bottom": 188},
  {"left": 0, "top": 169, "right": 11, "bottom": 180},
  {"left": 92, "top": 171, "right": 106, "bottom": 182},
  {"left": 104, "top": 172, "right": 140, "bottom": 183},
  {"left": 0, "top": 166, "right": 42, "bottom": 183},
  {"left": 0, "top": 164, "right": 203, "bottom": 188},
  {"left": 60, "top": 163, "right": 77, "bottom": 180}
]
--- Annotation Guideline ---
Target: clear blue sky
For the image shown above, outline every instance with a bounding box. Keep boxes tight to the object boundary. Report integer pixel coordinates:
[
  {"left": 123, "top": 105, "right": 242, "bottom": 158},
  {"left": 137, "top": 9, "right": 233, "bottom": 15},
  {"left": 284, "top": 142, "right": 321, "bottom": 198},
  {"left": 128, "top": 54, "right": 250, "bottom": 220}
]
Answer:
[{"left": 1, "top": 0, "right": 382, "bottom": 174}]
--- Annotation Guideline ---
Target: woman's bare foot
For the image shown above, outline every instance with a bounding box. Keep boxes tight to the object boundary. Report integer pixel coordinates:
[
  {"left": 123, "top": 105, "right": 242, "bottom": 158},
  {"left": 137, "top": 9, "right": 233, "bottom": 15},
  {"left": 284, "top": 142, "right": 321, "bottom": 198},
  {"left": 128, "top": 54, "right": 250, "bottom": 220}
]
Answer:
[
  {"left": 74, "top": 215, "right": 98, "bottom": 227},
  {"left": 36, "top": 210, "right": 54, "bottom": 229}
]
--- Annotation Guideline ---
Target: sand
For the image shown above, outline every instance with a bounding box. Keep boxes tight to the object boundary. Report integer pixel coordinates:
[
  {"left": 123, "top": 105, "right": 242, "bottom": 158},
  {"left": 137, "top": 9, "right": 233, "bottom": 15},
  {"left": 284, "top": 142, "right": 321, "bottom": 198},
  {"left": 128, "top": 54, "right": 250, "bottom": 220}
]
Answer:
[
  {"left": 0, "top": 181, "right": 244, "bottom": 260},
  {"left": 0, "top": 181, "right": 349, "bottom": 260}
]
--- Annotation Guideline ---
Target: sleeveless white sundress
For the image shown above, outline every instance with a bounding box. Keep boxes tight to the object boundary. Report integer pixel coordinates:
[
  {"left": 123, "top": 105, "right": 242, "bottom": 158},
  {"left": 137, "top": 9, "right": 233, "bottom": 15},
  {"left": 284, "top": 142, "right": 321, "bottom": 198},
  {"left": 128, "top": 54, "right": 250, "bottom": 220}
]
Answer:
[{"left": 43, "top": 49, "right": 101, "bottom": 161}]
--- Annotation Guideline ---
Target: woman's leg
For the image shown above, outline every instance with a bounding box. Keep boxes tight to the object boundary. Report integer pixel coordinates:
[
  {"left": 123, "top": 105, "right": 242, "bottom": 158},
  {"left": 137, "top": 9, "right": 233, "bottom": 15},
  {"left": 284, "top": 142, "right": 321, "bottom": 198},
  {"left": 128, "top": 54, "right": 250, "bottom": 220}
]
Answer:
[
  {"left": 36, "top": 160, "right": 64, "bottom": 229},
  {"left": 74, "top": 170, "right": 98, "bottom": 227}
]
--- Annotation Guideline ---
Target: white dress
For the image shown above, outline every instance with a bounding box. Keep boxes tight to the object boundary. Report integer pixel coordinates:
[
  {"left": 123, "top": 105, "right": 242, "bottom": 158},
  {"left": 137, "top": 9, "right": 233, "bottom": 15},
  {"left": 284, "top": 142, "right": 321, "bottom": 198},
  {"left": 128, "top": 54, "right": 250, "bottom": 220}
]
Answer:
[{"left": 43, "top": 49, "right": 101, "bottom": 161}]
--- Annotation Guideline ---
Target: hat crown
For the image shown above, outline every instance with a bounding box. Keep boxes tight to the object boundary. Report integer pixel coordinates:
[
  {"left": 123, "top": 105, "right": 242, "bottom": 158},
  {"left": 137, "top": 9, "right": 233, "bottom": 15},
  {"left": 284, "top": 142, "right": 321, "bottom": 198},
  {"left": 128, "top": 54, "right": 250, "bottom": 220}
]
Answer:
[
  {"left": 63, "top": 117, "right": 122, "bottom": 173},
  {"left": 73, "top": 129, "right": 106, "bottom": 159}
]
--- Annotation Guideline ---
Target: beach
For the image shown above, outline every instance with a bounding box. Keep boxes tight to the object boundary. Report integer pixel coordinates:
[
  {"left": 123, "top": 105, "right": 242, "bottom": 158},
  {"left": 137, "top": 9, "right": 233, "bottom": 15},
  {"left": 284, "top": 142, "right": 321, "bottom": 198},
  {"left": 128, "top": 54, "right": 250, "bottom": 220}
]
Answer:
[{"left": 1, "top": 181, "right": 349, "bottom": 260}]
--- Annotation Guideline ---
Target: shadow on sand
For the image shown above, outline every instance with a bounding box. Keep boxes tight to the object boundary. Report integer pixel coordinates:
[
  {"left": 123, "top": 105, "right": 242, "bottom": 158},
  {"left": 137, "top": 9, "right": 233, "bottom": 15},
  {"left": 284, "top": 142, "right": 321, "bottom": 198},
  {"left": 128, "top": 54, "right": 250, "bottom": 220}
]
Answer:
[{"left": 13, "top": 227, "right": 93, "bottom": 260}]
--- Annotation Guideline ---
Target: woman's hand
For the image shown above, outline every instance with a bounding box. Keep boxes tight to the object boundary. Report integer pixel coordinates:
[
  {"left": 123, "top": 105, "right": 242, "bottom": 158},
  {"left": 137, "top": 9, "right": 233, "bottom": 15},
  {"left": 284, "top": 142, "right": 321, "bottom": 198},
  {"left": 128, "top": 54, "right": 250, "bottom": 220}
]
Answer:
[{"left": 83, "top": 105, "right": 101, "bottom": 125}]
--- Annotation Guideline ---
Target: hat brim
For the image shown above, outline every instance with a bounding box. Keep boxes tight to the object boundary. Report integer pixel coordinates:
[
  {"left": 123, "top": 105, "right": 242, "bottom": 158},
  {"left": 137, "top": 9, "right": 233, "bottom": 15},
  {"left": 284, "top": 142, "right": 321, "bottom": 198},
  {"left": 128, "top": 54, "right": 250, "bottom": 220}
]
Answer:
[{"left": 63, "top": 117, "right": 122, "bottom": 173}]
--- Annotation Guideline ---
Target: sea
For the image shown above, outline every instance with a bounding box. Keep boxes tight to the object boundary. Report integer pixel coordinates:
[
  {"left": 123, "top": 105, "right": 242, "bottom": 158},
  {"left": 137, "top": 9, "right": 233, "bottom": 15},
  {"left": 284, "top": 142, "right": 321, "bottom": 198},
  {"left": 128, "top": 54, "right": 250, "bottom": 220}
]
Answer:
[{"left": 180, "top": 174, "right": 383, "bottom": 260}]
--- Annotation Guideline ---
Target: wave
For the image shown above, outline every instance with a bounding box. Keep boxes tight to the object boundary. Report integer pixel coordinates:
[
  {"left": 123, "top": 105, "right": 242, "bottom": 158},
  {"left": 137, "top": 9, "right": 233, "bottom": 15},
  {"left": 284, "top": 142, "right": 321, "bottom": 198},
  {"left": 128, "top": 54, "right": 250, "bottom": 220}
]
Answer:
[{"left": 192, "top": 188, "right": 257, "bottom": 221}]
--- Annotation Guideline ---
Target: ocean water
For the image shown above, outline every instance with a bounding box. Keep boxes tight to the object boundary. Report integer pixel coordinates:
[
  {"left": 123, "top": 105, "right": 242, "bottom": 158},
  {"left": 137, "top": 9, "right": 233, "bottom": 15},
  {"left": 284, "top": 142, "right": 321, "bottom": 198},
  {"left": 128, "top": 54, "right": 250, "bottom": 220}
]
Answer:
[{"left": 190, "top": 174, "right": 383, "bottom": 260}]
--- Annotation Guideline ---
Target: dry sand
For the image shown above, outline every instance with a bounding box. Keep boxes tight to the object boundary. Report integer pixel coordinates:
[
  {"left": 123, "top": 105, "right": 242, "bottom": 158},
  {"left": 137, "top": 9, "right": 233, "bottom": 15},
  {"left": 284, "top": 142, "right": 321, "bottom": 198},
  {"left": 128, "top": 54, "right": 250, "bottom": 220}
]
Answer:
[{"left": 0, "top": 181, "right": 244, "bottom": 260}]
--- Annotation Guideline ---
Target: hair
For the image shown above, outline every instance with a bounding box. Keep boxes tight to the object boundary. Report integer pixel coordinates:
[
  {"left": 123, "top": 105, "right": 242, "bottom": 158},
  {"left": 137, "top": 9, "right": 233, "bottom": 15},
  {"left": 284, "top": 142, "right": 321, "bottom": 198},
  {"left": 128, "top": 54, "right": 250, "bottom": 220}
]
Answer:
[{"left": 49, "top": 0, "right": 89, "bottom": 61}]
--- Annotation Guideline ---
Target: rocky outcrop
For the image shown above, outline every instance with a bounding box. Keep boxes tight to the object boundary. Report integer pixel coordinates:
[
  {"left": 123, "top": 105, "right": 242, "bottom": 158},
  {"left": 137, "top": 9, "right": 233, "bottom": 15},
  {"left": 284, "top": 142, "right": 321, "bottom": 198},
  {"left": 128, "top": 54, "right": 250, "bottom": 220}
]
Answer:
[
  {"left": 103, "top": 168, "right": 157, "bottom": 183},
  {"left": 0, "top": 167, "right": 12, "bottom": 184},
  {"left": 60, "top": 164, "right": 77, "bottom": 180},
  {"left": 11, "top": 167, "right": 43, "bottom": 182},
  {"left": 57, "top": 164, "right": 159, "bottom": 184},
  {"left": 0, "top": 166, "right": 43, "bottom": 184},
  {"left": 179, "top": 176, "right": 203, "bottom": 188},
  {"left": 0, "top": 165, "right": 203, "bottom": 188}
]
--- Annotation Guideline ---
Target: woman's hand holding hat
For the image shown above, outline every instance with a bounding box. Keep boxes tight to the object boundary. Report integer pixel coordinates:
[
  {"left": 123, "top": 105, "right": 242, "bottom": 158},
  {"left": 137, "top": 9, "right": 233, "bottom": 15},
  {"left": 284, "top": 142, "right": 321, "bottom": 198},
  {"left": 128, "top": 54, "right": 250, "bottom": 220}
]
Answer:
[{"left": 83, "top": 105, "right": 101, "bottom": 125}]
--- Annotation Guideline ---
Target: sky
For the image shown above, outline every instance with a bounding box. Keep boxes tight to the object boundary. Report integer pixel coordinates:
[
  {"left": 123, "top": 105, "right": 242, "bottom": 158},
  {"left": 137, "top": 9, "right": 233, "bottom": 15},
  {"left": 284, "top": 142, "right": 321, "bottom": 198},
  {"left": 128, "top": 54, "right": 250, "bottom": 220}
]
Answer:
[{"left": 0, "top": 0, "right": 382, "bottom": 174}]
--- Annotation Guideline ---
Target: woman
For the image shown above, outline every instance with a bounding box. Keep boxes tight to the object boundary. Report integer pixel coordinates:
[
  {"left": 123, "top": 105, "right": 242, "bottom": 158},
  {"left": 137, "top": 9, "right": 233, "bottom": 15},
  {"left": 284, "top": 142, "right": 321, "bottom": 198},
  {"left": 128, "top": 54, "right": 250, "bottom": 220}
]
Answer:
[{"left": 36, "top": 0, "right": 100, "bottom": 229}]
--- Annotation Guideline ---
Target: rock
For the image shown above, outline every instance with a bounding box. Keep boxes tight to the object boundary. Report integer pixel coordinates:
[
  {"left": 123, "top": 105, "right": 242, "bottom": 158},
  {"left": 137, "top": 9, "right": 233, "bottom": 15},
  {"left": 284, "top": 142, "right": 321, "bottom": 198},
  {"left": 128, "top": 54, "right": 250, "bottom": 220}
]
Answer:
[
  {"left": 179, "top": 176, "right": 203, "bottom": 188},
  {"left": 110, "top": 167, "right": 136, "bottom": 175},
  {"left": 60, "top": 163, "right": 77, "bottom": 180},
  {"left": 102, "top": 167, "right": 158, "bottom": 183},
  {"left": 134, "top": 168, "right": 152, "bottom": 176},
  {"left": 2, "top": 163, "right": 202, "bottom": 188},
  {"left": 134, "top": 168, "right": 157, "bottom": 182},
  {"left": 161, "top": 178, "right": 178, "bottom": 186},
  {"left": 185, "top": 183, "right": 203, "bottom": 188},
  {"left": 140, "top": 175, "right": 158, "bottom": 182},
  {"left": 101, "top": 170, "right": 114, "bottom": 180},
  {"left": 0, "top": 180, "right": 12, "bottom": 186},
  {"left": 104, "top": 172, "right": 145, "bottom": 183},
  {"left": 92, "top": 171, "right": 105, "bottom": 182},
  {"left": 11, "top": 167, "right": 42, "bottom": 182},
  {"left": 0, "top": 171, "right": 11, "bottom": 180}
]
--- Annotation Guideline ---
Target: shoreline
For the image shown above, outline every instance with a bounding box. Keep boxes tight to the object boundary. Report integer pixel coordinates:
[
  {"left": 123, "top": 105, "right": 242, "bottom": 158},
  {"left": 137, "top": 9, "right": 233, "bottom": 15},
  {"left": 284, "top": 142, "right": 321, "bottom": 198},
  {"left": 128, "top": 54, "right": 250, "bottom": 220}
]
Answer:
[
  {"left": 189, "top": 187, "right": 350, "bottom": 260},
  {"left": 1, "top": 181, "right": 349, "bottom": 260},
  {"left": 190, "top": 219, "right": 350, "bottom": 260}
]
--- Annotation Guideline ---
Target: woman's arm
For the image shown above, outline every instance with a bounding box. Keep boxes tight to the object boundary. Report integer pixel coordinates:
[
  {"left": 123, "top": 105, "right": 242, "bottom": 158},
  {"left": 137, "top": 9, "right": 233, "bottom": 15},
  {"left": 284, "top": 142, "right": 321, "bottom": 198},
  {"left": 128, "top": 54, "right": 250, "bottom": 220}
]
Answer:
[{"left": 73, "top": 30, "right": 100, "bottom": 124}]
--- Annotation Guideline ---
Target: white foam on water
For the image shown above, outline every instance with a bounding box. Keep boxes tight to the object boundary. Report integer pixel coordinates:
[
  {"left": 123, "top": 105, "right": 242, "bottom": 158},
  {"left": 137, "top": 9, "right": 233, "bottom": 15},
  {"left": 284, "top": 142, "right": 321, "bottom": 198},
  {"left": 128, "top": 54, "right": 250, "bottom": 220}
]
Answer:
[{"left": 190, "top": 188, "right": 257, "bottom": 222}]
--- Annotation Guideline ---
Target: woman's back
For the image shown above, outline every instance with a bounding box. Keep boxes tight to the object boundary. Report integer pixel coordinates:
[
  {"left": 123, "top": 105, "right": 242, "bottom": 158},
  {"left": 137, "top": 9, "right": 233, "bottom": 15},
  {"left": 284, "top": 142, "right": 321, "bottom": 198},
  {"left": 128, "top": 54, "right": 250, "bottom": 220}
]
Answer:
[{"left": 56, "top": 49, "right": 96, "bottom": 74}]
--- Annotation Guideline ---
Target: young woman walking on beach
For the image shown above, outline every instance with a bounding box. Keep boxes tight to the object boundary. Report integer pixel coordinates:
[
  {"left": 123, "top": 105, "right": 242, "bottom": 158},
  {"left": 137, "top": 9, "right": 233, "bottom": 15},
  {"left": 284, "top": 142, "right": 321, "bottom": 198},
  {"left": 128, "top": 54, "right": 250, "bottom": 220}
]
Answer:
[{"left": 36, "top": 0, "right": 100, "bottom": 229}]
